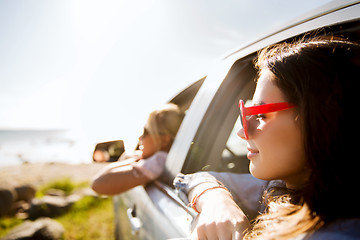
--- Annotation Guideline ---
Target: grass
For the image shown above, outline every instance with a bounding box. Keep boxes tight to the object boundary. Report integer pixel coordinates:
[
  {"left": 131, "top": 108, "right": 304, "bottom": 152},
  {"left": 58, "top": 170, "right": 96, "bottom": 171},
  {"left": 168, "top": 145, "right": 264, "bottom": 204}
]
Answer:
[
  {"left": 36, "top": 177, "right": 88, "bottom": 197},
  {"left": 0, "top": 178, "right": 133, "bottom": 240},
  {"left": 0, "top": 217, "right": 23, "bottom": 237},
  {"left": 55, "top": 196, "right": 115, "bottom": 239}
]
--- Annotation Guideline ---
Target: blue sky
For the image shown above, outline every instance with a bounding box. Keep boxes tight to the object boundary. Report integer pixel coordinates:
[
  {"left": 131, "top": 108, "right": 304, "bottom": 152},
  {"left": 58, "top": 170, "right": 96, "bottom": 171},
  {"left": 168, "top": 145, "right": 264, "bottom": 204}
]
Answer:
[{"left": 0, "top": 0, "right": 331, "bottom": 149}]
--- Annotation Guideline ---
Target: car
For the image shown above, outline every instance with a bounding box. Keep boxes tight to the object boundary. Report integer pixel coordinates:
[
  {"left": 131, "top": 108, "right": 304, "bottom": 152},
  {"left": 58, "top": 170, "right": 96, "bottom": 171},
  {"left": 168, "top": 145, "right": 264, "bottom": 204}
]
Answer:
[{"left": 113, "top": 1, "right": 360, "bottom": 239}]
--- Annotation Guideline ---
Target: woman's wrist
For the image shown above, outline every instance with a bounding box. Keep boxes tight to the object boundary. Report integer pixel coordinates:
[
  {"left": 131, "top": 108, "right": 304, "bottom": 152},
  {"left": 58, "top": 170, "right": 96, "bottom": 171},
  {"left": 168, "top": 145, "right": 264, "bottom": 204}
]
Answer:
[{"left": 189, "top": 182, "right": 233, "bottom": 213}]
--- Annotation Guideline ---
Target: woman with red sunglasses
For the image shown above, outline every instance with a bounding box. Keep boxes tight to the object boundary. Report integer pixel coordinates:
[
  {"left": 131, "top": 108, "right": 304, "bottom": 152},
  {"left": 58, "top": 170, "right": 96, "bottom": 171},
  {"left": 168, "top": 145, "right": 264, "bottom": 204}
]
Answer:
[{"left": 174, "top": 37, "right": 360, "bottom": 239}]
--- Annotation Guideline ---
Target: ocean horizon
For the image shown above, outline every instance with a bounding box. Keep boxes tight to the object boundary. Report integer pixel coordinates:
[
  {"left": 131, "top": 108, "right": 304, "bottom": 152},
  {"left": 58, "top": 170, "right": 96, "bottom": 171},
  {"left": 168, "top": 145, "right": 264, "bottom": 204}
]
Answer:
[{"left": 0, "top": 129, "right": 95, "bottom": 167}]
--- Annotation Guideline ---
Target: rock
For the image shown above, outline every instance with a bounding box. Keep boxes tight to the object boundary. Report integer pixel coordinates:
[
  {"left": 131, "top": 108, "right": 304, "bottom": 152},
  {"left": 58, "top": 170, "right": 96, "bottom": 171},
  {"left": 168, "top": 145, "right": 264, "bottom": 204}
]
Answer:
[
  {"left": 27, "top": 196, "right": 72, "bottom": 219},
  {"left": 14, "top": 184, "right": 36, "bottom": 202},
  {"left": 72, "top": 187, "right": 98, "bottom": 199},
  {"left": 26, "top": 187, "right": 99, "bottom": 219},
  {"left": 9, "top": 200, "right": 30, "bottom": 218},
  {"left": 2, "top": 217, "right": 64, "bottom": 240},
  {"left": 65, "top": 193, "right": 82, "bottom": 204},
  {"left": 0, "top": 186, "right": 17, "bottom": 217},
  {"left": 0, "top": 184, "right": 35, "bottom": 217},
  {"left": 44, "top": 188, "right": 65, "bottom": 197}
]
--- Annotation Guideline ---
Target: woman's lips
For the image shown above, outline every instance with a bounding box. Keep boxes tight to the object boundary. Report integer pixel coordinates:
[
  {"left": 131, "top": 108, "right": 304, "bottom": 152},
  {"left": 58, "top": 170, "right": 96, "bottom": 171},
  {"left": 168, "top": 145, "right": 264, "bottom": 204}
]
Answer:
[{"left": 247, "top": 147, "right": 259, "bottom": 159}]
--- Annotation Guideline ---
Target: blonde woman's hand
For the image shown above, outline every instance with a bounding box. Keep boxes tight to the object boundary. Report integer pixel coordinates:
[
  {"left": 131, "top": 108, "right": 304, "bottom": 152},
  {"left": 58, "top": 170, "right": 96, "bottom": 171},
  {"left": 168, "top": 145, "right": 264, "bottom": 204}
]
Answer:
[
  {"left": 190, "top": 189, "right": 250, "bottom": 240},
  {"left": 118, "top": 150, "right": 142, "bottom": 161}
]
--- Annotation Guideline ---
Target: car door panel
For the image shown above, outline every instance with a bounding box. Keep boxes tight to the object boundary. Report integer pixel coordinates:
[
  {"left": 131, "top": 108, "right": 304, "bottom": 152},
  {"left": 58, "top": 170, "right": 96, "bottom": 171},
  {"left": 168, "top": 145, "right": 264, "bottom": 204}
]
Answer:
[{"left": 120, "top": 183, "right": 193, "bottom": 240}]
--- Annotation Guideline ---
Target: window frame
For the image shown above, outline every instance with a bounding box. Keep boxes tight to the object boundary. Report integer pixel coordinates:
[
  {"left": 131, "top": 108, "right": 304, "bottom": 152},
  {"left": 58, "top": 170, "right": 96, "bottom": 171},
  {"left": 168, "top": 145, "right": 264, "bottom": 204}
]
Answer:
[{"left": 181, "top": 57, "right": 257, "bottom": 174}]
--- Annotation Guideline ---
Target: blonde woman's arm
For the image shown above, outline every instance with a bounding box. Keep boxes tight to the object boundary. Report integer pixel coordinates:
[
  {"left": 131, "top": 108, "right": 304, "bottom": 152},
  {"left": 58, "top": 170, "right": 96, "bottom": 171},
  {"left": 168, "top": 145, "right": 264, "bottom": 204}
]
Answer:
[
  {"left": 91, "top": 157, "right": 149, "bottom": 195},
  {"left": 91, "top": 152, "right": 167, "bottom": 195}
]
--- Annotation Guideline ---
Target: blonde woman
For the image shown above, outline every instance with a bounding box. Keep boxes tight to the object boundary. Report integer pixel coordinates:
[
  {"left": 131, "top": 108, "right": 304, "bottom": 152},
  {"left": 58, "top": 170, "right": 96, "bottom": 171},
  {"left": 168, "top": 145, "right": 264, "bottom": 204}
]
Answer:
[{"left": 92, "top": 103, "right": 184, "bottom": 195}]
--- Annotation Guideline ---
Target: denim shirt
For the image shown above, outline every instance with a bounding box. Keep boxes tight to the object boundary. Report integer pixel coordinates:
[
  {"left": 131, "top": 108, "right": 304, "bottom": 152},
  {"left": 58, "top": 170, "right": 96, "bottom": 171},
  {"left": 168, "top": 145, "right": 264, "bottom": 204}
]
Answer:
[
  {"left": 299, "top": 219, "right": 360, "bottom": 240},
  {"left": 174, "top": 171, "right": 268, "bottom": 220}
]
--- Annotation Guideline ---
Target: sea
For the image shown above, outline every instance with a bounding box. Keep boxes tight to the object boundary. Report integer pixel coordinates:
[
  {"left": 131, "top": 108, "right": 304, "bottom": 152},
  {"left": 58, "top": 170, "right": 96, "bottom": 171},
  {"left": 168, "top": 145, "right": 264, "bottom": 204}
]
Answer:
[{"left": 0, "top": 129, "right": 95, "bottom": 168}]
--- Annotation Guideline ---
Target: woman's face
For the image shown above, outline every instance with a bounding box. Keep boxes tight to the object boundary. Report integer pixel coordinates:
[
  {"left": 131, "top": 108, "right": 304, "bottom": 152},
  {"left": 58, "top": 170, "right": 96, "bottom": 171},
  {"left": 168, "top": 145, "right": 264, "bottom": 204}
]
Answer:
[
  {"left": 138, "top": 128, "right": 158, "bottom": 159},
  {"left": 238, "top": 70, "right": 309, "bottom": 188}
]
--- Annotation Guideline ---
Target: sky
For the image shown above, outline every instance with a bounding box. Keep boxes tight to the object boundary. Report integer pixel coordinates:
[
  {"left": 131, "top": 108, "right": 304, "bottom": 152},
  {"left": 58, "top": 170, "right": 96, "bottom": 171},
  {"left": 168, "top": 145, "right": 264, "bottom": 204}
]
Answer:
[{"left": 0, "top": 0, "right": 332, "bottom": 151}]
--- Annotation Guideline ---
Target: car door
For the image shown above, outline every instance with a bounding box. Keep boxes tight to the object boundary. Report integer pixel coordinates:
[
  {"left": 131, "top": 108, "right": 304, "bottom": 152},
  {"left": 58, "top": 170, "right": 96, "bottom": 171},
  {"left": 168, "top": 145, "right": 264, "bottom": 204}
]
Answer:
[{"left": 115, "top": 2, "right": 360, "bottom": 239}]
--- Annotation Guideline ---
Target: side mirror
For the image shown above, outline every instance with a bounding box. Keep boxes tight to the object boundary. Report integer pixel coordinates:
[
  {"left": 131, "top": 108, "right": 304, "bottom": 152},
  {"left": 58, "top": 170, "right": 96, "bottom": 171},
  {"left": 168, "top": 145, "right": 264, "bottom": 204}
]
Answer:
[{"left": 93, "top": 140, "right": 125, "bottom": 163}]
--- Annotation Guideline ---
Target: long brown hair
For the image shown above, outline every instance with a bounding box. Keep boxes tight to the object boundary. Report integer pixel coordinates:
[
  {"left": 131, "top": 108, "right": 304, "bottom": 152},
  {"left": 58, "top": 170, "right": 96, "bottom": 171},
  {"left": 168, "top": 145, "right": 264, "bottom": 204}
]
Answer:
[{"left": 245, "top": 37, "right": 360, "bottom": 239}]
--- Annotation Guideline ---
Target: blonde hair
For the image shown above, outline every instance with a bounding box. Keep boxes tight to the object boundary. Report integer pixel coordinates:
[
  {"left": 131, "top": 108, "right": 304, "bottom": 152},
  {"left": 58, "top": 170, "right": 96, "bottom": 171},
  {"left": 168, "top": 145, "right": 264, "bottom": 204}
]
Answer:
[{"left": 144, "top": 103, "right": 185, "bottom": 151}]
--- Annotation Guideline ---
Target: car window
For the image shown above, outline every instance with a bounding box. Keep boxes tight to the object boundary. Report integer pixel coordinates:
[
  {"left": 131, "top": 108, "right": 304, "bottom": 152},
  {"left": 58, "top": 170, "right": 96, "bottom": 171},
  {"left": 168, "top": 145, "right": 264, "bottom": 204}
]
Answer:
[
  {"left": 220, "top": 99, "right": 253, "bottom": 173},
  {"left": 220, "top": 117, "right": 248, "bottom": 172},
  {"left": 182, "top": 57, "right": 257, "bottom": 174},
  {"left": 169, "top": 77, "right": 205, "bottom": 113}
]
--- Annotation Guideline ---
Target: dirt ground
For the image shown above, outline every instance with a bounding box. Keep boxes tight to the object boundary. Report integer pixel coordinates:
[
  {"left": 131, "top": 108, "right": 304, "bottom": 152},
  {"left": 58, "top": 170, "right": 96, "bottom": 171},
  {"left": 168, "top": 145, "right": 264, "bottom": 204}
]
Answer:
[{"left": 0, "top": 162, "right": 106, "bottom": 188}]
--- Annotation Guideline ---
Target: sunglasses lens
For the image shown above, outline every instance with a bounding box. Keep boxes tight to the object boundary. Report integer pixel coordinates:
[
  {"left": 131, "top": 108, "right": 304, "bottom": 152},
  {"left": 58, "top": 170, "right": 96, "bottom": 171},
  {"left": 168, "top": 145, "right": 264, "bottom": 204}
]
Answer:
[{"left": 239, "top": 100, "right": 248, "bottom": 139}]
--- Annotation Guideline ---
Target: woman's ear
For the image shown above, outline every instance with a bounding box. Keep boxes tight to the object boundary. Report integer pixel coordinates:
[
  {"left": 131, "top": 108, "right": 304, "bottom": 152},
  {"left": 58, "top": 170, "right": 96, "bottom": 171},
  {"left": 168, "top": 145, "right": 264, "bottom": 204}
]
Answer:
[{"left": 160, "top": 135, "right": 172, "bottom": 151}]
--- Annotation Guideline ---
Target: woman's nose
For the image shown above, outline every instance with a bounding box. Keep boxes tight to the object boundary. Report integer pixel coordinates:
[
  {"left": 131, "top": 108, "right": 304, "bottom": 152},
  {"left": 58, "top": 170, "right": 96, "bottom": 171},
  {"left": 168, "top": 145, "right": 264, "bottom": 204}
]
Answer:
[{"left": 237, "top": 127, "right": 247, "bottom": 140}]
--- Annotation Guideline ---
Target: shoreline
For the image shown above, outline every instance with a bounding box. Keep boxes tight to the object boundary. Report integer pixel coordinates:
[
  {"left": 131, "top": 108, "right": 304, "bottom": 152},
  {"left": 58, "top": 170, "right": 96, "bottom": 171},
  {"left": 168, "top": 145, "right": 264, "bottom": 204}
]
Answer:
[{"left": 0, "top": 162, "right": 105, "bottom": 188}]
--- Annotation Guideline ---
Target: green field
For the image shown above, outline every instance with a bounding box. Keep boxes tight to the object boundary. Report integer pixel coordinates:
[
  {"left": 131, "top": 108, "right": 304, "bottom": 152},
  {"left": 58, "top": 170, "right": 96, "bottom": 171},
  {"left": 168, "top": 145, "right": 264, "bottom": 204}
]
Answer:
[{"left": 0, "top": 178, "right": 132, "bottom": 239}]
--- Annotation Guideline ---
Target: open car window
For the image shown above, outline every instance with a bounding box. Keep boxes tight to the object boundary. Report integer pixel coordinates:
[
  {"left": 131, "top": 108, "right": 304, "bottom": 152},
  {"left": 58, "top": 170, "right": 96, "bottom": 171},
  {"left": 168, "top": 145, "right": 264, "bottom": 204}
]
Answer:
[
  {"left": 169, "top": 77, "right": 205, "bottom": 113},
  {"left": 181, "top": 57, "right": 257, "bottom": 174}
]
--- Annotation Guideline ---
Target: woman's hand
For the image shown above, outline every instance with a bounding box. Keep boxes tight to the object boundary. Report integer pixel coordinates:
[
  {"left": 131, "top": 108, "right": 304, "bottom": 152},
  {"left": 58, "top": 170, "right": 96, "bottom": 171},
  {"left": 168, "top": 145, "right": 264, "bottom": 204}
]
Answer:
[
  {"left": 190, "top": 188, "right": 250, "bottom": 240},
  {"left": 118, "top": 150, "right": 143, "bottom": 161}
]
